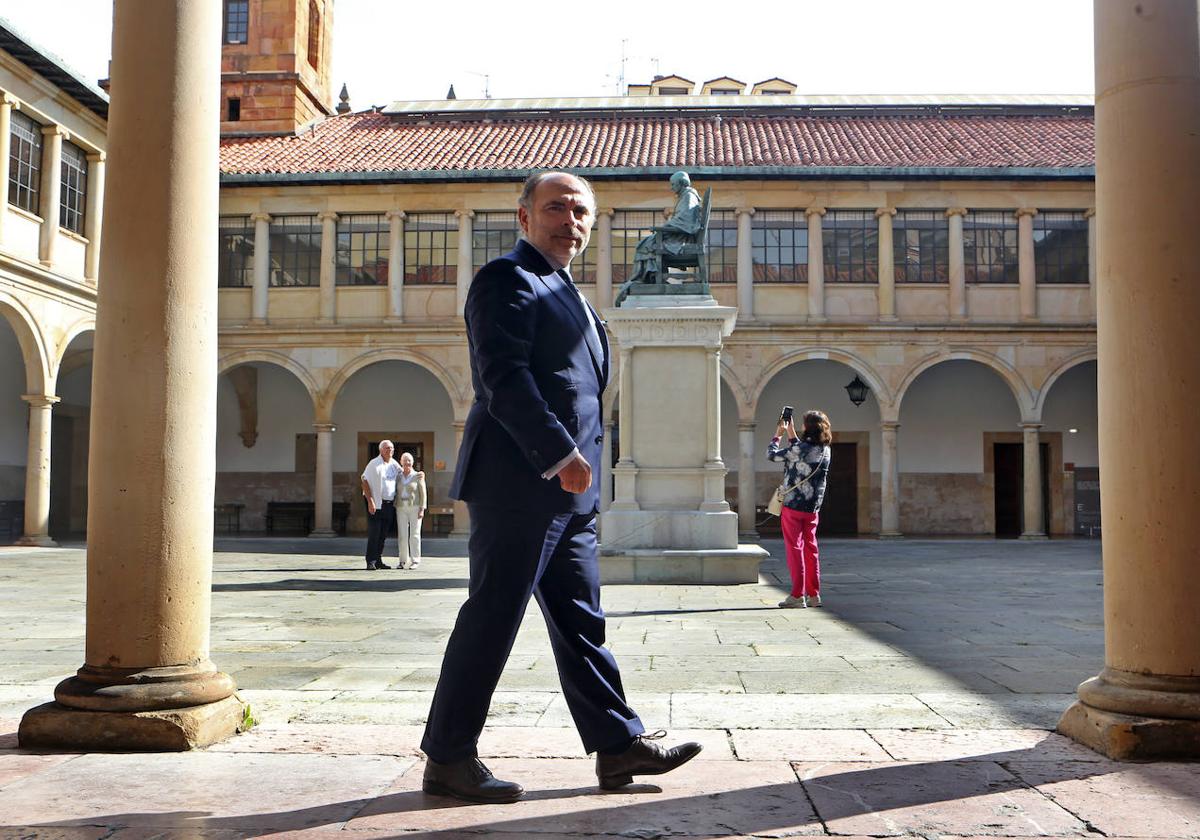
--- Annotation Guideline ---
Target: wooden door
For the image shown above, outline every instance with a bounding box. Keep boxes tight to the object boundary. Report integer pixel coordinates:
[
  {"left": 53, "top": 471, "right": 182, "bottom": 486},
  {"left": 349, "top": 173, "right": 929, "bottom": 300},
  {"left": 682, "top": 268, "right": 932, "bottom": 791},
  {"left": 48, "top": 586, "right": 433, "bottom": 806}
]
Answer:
[{"left": 820, "top": 442, "right": 858, "bottom": 535}]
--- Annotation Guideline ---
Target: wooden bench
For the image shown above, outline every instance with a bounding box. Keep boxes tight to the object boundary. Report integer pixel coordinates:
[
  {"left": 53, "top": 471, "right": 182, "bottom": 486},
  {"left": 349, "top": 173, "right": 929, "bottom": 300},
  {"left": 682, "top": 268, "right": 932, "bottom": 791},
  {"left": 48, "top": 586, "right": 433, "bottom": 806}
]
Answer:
[
  {"left": 0, "top": 500, "right": 23, "bottom": 539},
  {"left": 265, "top": 501, "right": 350, "bottom": 535}
]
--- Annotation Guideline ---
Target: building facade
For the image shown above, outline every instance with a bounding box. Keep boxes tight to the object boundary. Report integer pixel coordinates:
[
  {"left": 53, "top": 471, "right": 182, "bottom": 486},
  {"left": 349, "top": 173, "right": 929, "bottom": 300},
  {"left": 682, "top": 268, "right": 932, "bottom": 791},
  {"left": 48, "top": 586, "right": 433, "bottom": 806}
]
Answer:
[{"left": 0, "top": 1, "right": 1100, "bottom": 544}]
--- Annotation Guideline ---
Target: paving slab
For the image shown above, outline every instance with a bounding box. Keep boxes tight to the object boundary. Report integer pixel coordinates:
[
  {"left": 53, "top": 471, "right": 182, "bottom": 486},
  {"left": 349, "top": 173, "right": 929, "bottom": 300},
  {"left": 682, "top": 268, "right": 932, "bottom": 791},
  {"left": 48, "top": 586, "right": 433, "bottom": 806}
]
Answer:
[
  {"left": 671, "top": 691, "right": 951, "bottom": 729},
  {"left": 867, "top": 728, "right": 1115, "bottom": 763},
  {"left": 731, "top": 728, "right": 891, "bottom": 761},
  {"left": 795, "top": 760, "right": 1090, "bottom": 836},
  {"left": 348, "top": 757, "right": 815, "bottom": 836},
  {"left": 1008, "top": 760, "right": 1200, "bottom": 837}
]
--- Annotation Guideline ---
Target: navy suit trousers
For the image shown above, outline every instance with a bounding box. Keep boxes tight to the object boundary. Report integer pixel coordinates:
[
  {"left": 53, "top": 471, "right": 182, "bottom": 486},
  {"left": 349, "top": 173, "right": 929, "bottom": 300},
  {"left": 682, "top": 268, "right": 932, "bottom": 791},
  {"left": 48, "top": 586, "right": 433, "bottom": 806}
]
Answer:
[{"left": 421, "top": 503, "right": 644, "bottom": 762}]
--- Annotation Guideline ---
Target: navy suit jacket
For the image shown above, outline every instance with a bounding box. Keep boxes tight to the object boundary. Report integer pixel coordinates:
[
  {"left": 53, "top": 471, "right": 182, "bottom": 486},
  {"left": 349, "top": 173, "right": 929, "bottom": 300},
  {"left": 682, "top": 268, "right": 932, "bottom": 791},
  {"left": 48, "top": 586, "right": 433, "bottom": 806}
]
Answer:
[{"left": 450, "top": 239, "right": 609, "bottom": 514}]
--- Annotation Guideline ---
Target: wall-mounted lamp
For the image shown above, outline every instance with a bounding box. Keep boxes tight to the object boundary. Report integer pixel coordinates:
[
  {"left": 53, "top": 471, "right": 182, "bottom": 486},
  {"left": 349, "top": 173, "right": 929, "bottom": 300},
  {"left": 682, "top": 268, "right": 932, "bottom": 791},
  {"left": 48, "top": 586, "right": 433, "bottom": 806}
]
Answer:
[{"left": 844, "top": 375, "right": 870, "bottom": 407}]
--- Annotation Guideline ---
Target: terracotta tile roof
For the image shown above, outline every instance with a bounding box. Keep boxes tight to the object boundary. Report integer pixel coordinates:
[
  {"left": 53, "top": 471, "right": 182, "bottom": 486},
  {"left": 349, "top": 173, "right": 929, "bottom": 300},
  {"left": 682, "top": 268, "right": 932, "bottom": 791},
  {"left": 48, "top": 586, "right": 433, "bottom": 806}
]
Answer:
[{"left": 219, "top": 110, "right": 1094, "bottom": 180}]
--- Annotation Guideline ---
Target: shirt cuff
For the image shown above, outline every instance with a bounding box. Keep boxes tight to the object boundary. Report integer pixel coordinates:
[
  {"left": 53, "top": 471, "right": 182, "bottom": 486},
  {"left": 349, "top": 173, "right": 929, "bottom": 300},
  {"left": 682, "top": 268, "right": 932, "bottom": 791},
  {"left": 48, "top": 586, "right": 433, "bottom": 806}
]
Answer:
[{"left": 541, "top": 447, "right": 579, "bottom": 480}]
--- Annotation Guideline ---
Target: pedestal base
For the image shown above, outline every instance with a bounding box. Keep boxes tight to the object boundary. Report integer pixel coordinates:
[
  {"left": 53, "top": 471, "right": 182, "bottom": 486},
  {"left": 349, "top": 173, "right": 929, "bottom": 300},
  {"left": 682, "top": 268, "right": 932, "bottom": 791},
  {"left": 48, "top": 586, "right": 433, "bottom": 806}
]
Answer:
[
  {"left": 15, "top": 534, "right": 57, "bottom": 547},
  {"left": 599, "top": 544, "right": 768, "bottom": 584},
  {"left": 19, "top": 695, "right": 246, "bottom": 751},
  {"left": 600, "top": 509, "right": 738, "bottom": 551},
  {"left": 1057, "top": 701, "right": 1200, "bottom": 761}
]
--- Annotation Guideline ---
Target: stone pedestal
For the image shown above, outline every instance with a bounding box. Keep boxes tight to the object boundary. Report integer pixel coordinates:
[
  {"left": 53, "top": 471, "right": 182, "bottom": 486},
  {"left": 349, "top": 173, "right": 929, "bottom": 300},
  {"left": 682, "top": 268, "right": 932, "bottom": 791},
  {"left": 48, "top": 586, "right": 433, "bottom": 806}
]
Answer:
[{"left": 599, "top": 295, "right": 767, "bottom": 583}]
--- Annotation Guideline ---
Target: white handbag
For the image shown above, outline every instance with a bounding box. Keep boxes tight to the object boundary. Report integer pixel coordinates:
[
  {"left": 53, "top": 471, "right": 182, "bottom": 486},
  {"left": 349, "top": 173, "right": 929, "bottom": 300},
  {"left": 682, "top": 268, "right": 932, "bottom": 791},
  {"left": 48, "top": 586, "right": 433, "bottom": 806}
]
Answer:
[{"left": 766, "top": 469, "right": 817, "bottom": 517}]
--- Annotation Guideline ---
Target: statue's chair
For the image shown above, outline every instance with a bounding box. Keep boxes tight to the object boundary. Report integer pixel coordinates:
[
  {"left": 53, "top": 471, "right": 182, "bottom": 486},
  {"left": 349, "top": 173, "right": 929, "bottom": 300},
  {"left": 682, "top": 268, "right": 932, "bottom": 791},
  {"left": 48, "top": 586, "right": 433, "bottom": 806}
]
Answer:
[{"left": 651, "top": 187, "right": 712, "bottom": 287}]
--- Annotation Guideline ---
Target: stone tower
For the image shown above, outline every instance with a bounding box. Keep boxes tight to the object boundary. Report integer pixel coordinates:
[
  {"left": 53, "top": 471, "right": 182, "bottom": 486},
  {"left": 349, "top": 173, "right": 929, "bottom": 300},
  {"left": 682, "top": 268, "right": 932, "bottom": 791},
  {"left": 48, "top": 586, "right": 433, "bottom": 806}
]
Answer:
[{"left": 220, "top": 0, "right": 335, "bottom": 135}]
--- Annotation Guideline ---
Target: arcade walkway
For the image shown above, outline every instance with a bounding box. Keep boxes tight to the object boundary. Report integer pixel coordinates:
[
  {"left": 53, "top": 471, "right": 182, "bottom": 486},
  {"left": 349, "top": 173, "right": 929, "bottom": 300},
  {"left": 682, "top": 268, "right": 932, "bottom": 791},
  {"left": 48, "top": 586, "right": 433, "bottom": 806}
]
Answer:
[{"left": 1, "top": 538, "right": 1197, "bottom": 836}]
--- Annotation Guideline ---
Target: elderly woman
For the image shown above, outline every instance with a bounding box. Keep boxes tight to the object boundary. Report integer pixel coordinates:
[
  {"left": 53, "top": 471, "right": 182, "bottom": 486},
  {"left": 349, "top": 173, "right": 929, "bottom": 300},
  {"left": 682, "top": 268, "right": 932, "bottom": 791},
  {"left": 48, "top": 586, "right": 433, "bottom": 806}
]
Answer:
[{"left": 767, "top": 410, "right": 833, "bottom": 608}]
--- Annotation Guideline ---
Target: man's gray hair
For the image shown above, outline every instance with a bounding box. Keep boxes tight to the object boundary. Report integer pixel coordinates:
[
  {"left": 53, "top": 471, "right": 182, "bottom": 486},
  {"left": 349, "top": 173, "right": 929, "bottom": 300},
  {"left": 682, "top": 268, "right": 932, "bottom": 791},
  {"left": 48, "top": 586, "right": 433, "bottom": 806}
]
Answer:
[
  {"left": 378, "top": 439, "right": 394, "bottom": 451},
  {"left": 517, "top": 171, "right": 597, "bottom": 212}
]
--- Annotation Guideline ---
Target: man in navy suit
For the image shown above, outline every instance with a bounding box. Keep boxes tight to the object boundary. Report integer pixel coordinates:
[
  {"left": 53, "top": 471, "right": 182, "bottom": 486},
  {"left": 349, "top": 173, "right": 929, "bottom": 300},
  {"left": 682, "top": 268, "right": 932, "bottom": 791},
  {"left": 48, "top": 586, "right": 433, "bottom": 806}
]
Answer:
[{"left": 421, "top": 172, "right": 701, "bottom": 803}]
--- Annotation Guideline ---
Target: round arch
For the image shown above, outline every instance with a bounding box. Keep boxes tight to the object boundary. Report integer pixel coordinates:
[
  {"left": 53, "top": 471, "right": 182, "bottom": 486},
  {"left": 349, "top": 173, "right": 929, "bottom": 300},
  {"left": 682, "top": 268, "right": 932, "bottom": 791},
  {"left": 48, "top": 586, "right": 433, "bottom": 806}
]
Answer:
[
  {"left": 895, "top": 349, "right": 1034, "bottom": 420},
  {"left": 1033, "top": 350, "right": 1099, "bottom": 417},
  {"left": 218, "top": 349, "right": 322, "bottom": 413},
  {"left": 324, "top": 349, "right": 466, "bottom": 419},
  {"left": 52, "top": 317, "right": 97, "bottom": 379},
  {"left": 0, "top": 294, "right": 51, "bottom": 395},
  {"left": 750, "top": 348, "right": 892, "bottom": 416}
]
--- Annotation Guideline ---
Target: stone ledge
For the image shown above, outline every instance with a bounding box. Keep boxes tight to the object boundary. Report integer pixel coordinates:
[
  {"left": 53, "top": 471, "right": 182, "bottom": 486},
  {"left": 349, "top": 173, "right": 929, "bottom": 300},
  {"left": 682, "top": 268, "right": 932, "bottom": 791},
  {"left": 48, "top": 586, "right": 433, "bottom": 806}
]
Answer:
[
  {"left": 599, "top": 545, "right": 768, "bottom": 584},
  {"left": 1057, "top": 700, "right": 1200, "bottom": 761},
  {"left": 19, "top": 695, "right": 246, "bottom": 752}
]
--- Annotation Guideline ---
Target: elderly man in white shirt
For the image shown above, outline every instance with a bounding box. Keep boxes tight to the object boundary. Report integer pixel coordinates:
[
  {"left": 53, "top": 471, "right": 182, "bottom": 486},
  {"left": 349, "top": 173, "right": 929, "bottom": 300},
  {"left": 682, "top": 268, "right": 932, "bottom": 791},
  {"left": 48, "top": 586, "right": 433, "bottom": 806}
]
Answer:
[
  {"left": 361, "top": 440, "right": 402, "bottom": 570},
  {"left": 395, "top": 451, "right": 427, "bottom": 569}
]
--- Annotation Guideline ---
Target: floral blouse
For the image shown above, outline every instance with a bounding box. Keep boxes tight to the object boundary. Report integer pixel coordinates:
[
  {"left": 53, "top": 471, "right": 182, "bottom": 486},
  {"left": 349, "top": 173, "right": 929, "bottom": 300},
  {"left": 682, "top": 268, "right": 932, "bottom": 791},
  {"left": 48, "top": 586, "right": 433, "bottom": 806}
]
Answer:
[{"left": 766, "top": 437, "right": 832, "bottom": 513}]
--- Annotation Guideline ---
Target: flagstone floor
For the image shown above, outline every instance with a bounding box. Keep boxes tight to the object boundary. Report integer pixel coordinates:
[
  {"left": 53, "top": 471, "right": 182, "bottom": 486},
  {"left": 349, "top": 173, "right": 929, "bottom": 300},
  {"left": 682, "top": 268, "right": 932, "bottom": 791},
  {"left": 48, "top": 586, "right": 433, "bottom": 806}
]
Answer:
[{"left": 2, "top": 536, "right": 1197, "bottom": 838}]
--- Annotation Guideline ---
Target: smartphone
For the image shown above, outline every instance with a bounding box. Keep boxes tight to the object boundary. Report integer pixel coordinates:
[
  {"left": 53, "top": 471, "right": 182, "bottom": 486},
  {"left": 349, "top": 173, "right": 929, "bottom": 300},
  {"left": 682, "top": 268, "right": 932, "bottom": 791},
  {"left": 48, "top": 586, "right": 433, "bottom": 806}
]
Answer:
[{"left": 780, "top": 405, "right": 794, "bottom": 423}]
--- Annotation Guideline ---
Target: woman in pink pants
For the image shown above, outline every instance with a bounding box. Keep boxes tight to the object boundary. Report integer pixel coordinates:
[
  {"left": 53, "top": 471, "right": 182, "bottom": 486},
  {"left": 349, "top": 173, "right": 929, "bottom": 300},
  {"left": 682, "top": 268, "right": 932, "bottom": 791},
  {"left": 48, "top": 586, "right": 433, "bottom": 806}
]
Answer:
[{"left": 766, "top": 410, "right": 832, "bottom": 608}]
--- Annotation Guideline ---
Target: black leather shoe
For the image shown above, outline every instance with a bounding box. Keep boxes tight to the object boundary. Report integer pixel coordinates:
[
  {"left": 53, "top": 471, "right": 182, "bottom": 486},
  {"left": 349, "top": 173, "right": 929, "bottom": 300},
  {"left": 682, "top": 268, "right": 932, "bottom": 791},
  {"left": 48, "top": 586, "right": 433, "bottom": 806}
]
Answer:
[
  {"left": 595, "top": 730, "right": 703, "bottom": 790},
  {"left": 422, "top": 756, "right": 524, "bottom": 804},
  {"left": 370, "top": 561, "right": 390, "bottom": 569}
]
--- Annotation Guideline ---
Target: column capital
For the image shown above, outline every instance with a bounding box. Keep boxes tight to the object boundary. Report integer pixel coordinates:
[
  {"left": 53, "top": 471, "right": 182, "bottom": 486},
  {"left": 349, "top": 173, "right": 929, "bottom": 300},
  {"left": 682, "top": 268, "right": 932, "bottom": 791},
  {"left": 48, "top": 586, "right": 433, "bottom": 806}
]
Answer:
[
  {"left": 737, "top": 420, "right": 757, "bottom": 432},
  {"left": 598, "top": 207, "right": 615, "bottom": 218},
  {"left": 875, "top": 207, "right": 897, "bottom": 218},
  {"left": 945, "top": 206, "right": 968, "bottom": 218},
  {"left": 1, "top": 92, "right": 18, "bottom": 107},
  {"left": 21, "top": 394, "right": 60, "bottom": 408},
  {"left": 735, "top": 206, "right": 756, "bottom": 217},
  {"left": 317, "top": 210, "right": 339, "bottom": 222},
  {"left": 805, "top": 206, "right": 826, "bottom": 218},
  {"left": 1015, "top": 207, "right": 1039, "bottom": 219},
  {"left": 386, "top": 208, "right": 407, "bottom": 221},
  {"left": 41, "top": 124, "right": 67, "bottom": 140},
  {"left": 250, "top": 211, "right": 272, "bottom": 223},
  {"left": 86, "top": 151, "right": 106, "bottom": 164},
  {"left": 454, "top": 208, "right": 475, "bottom": 219},
  {"left": 1083, "top": 207, "right": 1096, "bottom": 220},
  {"left": 880, "top": 420, "right": 901, "bottom": 431},
  {"left": 451, "top": 419, "right": 467, "bottom": 431},
  {"left": 312, "top": 422, "right": 336, "bottom": 433},
  {"left": 1020, "top": 421, "right": 1044, "bottom": 431}
]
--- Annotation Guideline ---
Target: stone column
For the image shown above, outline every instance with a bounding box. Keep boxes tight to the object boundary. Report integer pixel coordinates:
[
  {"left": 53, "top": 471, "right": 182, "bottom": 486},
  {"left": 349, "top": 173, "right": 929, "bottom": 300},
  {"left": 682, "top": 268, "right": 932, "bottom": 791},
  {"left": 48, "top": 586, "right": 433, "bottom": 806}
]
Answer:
[
  {"left": 879, "top": 421, "right": 901, "bottom": 538},
  {"left": 250, "top": 211, "right": 270, "bottom": 324},
  {"left": 1020, "top": 422, "right": 1045, "bottom": 539},
  {"left": 737, "top": 421, "right": 757, "bottom": 538},
  {"left": 735, "top": 206, "right": 755, "bottom": 319},
  {"left": 700, "top": 347, "right": 728, "bottom": 512},
  {"left": 946, "top": 207, "right": 967, "bottom": 321},
  {"left": 310, "top": 422, "right": 336, "bottom": 537},
  {"left": 449, "top": 420, "right": 470, "bottom": 536},
  {"left": 1016, "top": 207, "right": 1038, "bottom": 321},
  {"left": 599, "top": 420, "right": 614, "bottom": 514},
  {"left": 317, "top": 210, "right": 338, "bottom": 323},
  {"left": 455, "top": 209, "right": 474, "bottom": 318},
  {"left": 610, "top": 344, "right": 639, "bottom": 511},
  {"left": 386, "top": 209, "right": 405, "bottom": 321},
  {"left": 0, "top": 95, "right": 14, "bottom": 247},
  {"left": 83, "top": 153, "right": 105, "bottom": 283},
  {"left": 20, "top": 0, "right": 243, "bottom": 751},
  {"left": 876, "top": 207, "right": 897, "bottom": 321},
  {"left": 1058, "top": 0, "right": 1200, "bottom": 760},
  {"left": 16, "top": 394, "right": 59, "bottom": 547},
  {"left": 38, "top": 125, "right": 64, "bottom": 267},
  {"left": 595, "top": 209, "right": 613, "bottom": 308},
  {"left": 805, "top": 206, "right": 826, "bottom": 321},
  {"left": 1084, "top": 207, "right": 1097, "bottom": 319}
]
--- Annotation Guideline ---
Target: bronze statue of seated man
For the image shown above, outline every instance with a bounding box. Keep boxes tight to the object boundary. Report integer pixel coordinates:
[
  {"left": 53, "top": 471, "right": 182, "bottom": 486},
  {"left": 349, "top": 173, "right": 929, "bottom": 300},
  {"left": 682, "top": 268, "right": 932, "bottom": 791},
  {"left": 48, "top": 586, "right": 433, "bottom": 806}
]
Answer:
[{"left": 615, "top": 171, "right": 702, "bottom": 305}]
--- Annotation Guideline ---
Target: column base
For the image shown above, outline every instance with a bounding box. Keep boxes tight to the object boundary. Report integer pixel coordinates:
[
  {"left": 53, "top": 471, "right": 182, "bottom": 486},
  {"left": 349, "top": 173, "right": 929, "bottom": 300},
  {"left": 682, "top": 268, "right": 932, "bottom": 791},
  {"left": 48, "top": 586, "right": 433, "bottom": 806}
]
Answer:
[
  {"left": 878, "top": 315, "right": 899, "bottom": 322},
  {"left": 878, "top": 531, "right": 904, "bottom": 540},
  {"left": 738, "top": 529, "right": 760, "bottom": 540},
  {"left": 19, "top": 695, "right": 246, "bottom": 752},
  {"left": 1058, "top": 701, "right": 1200, "bottom": 761},
  {"left": 15, "top": 534, "right": 58, "bottom": 547},
  {"left": 308, "top": 529, "right": 338, "bottom": 538},
  {"left": 249, "top": 317, "right": 267, "bottom": 326},
  {"left": 1020, "top": 532, "right": 1049, "bottom": 540}
]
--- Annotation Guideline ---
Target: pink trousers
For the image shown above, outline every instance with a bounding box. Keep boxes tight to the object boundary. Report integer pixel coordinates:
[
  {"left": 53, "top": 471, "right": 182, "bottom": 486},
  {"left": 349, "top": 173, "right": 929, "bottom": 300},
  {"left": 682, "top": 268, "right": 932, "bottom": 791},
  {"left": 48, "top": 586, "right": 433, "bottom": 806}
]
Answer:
[{"left": 780, "top": 507, "right": 820, "bottom": 598}]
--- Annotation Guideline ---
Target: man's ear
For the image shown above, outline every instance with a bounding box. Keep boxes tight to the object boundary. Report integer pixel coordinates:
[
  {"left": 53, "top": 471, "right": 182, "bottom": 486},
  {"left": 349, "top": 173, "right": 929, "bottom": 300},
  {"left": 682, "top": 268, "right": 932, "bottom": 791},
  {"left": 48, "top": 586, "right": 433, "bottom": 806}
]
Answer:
[{"left": 517, "top": 205, "right": 530, "bottom": 234}]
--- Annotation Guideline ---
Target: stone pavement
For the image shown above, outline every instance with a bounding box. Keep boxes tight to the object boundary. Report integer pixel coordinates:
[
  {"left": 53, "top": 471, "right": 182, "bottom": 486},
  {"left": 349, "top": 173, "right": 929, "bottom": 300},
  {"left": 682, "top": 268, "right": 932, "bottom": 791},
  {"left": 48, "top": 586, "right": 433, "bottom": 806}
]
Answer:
[{"left": 1, "top": 536, "right": 1198, "bottom": 838}]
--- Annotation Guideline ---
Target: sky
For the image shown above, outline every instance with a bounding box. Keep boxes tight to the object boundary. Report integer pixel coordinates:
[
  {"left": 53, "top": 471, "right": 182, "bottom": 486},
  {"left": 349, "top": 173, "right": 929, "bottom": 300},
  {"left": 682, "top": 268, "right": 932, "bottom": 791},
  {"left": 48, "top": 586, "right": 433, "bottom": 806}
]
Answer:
[{"left": 5, "top": 1, "right": 1095, "bottom": 107}]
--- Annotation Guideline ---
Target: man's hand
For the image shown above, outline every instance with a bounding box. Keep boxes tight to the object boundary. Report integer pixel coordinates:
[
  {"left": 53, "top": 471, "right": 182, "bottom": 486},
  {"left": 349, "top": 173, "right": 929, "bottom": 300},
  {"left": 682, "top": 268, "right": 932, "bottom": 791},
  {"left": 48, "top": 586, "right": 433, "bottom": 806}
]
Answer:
[
  {"left": 557, "top": 452, "right": 593, "bottom": 494},
  {"left": 418, "top": 508, "right": 425, "bottom": 519},
  {"left": 366, "top": 497, "right": 376, "bottom": 515}
]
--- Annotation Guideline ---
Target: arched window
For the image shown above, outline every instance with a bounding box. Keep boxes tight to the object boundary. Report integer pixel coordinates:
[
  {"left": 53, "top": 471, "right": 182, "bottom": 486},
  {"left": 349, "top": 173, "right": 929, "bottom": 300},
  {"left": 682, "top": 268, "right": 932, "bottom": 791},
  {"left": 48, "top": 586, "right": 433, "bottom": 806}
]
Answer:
[{"left": 307, "top": 0, "right": 321, "bottom": 69}]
